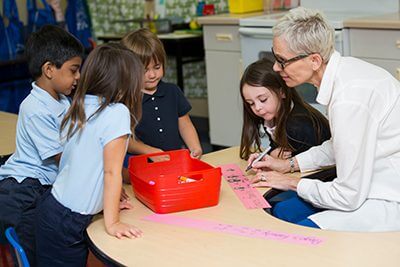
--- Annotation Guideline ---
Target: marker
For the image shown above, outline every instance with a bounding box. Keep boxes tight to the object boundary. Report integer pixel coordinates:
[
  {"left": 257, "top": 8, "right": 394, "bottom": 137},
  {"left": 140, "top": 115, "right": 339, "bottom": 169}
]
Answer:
[{"left": 245, "top": 147, "right": 271, "bottom": 172}]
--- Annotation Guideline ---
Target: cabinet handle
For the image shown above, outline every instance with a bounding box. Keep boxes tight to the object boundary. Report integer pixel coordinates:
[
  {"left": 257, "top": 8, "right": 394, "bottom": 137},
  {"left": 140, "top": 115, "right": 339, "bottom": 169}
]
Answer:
[
  {"left": 215, "top": 33, "right": 233, "bottom": 41},
  {"left": 396, "top": 68, "right": 400, "bottom": 80},
  {"left": 396, "top": 40, "right": 400, "bottom": 49}
]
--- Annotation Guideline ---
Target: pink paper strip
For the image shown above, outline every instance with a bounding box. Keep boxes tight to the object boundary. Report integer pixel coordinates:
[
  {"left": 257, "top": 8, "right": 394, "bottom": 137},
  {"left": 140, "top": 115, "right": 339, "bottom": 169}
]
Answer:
[
  {"left": 220, "top": 163, "right": 271, "bottom": 209},
  {"left": 143, "top": 214, "right": 324, "bottom": 246}
]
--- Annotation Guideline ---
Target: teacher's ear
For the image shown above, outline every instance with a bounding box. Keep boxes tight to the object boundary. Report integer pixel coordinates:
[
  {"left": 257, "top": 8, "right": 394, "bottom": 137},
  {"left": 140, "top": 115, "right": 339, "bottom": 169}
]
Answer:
[{"left": 310, "top": 53, "right": 324, "bottom": 71}]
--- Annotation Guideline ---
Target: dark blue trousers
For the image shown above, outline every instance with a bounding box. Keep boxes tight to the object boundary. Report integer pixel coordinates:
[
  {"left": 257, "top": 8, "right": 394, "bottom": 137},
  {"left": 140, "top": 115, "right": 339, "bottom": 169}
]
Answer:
[
  {"left": 272, "top": 193, "right": 322, "bottom": 228},
  {"left": 35, "top": 191, "right": 93, "bottom": 267},
  {"left": 0, "top": 177, "right": 50, "bottom": 266}
]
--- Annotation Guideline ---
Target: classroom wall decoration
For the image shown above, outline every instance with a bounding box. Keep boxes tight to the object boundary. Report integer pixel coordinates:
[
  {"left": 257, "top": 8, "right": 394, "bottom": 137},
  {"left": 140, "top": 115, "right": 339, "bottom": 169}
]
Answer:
[
  {"left": 86, "top": 0, "right": 143, "bottom": 36},
  {"left": 165, "top": 0, "right": 228, "bottom": 22}
]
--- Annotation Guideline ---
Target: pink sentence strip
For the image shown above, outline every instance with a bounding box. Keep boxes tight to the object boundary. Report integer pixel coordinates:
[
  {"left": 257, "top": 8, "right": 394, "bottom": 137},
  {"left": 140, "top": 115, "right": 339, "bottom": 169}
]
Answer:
[
  {"left": 143, "top": 214, "right": 324, "bottom": 246},
  {"left": 220, "top": 163, "right": 271, "bottom": 209}
]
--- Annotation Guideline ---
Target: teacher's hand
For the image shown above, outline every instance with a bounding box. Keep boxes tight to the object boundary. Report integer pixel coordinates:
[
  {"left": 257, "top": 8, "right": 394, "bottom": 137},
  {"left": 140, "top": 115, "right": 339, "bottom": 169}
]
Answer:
[{"left": 251, "top": 171, "right": 300, "bottom": 191}]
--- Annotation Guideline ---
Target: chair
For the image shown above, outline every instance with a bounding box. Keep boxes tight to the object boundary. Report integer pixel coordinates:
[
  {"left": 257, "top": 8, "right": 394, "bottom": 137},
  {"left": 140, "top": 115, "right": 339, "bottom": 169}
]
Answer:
[{"left": 5, "top": 227, "right": 30, "bottom": 267}]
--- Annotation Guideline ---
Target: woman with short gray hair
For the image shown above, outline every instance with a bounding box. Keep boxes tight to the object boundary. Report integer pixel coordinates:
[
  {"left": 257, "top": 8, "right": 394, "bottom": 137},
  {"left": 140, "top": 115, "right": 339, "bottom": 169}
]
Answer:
[{"left": 248, "top": 7, "right": 400, "bottom": 232}]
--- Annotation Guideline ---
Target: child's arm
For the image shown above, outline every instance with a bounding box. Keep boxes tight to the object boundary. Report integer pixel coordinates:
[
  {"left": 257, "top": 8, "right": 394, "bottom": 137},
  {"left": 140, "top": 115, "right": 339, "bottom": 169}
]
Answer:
[
  {"left": 178, "top": 114, "right": 203, "bottom": 158},
  {"left": 127, "top": 136, "right": 163, "bottom": 155},
  {"left": 103, "top": 135, "right": 142, "bottom": 239}
]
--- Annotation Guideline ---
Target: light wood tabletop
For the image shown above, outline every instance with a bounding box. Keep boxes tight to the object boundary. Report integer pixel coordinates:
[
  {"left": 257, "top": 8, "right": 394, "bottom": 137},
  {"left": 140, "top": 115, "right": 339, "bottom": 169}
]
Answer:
[
  {"left": 0, "top": 111, "right": 17, "bottom": 157},
  {"left": 86, "top": 146, "right": 400, "bottom": 267}
]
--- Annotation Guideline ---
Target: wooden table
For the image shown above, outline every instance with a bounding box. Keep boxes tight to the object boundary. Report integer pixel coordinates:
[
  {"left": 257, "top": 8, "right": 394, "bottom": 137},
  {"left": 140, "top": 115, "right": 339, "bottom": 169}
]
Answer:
[
  {"left": 86, "top": 147, "right": 400, "bottom": 267},
  {"left": 0, "top": 111, "right": 17, "bottom": 164}
]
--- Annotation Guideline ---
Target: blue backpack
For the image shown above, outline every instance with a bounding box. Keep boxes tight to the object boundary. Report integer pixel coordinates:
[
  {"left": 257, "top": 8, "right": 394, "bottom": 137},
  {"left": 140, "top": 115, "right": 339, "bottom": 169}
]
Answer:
[
  {"left": 66, "top": 0, "right": 94, "bottom": 49},
  {"left": 27, "top": 0, "right": 56, "bottom": 33},
  {"left": 0, "top": 0, "right": 31, "bottom": 113},
  {"left": 0, "top": 0, "right": 24, "bottom": 60}
]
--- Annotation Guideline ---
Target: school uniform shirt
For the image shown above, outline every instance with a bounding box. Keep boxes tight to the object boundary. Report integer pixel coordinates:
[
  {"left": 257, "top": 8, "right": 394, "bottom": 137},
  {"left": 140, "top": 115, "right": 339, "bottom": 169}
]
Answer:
[
  {"left": 296, "top": 51, "right": 400, "bottom": 232},
  {"left": 265, "top": 102, "right": 331, "bottom": 156},
  {"left": 135, "top": 80, "right": 191, "bottom": 151},
  {"left": 51, "top": 95, "right": 131, "bottom": 215},
  {"left": 0, "top": 82, "right": 70, "bottom": 185}
]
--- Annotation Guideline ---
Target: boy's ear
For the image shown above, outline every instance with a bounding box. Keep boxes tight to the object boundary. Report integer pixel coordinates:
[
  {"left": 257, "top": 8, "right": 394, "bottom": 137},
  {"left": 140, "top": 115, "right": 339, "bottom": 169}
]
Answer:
[{"left": 42, "top": 61, "right": 55, "bottom": 79}]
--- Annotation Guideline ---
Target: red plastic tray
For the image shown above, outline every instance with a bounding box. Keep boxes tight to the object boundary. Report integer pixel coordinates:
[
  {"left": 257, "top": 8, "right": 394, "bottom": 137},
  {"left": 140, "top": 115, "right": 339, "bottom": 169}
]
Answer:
[{"left": 129, "top": 149, "right": 222, "bottom": 214}]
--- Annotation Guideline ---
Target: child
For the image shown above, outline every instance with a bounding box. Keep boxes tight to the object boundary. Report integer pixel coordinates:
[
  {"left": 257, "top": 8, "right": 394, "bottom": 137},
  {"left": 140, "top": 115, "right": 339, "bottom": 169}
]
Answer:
[
  {"left": 240, "top": 58, "right": 331, "bottom": 161},
  {"left": 121, "top": 28, "right": 202, "bottom": 167},
  {"left": 0, "top": 25, "right": 84, "bottom": 264},
  {"left": 35, "top": 43, "right": 143, "bottom": 266},
  {"left": 241, "top": 58, "right": 331, "bottom": 213}
]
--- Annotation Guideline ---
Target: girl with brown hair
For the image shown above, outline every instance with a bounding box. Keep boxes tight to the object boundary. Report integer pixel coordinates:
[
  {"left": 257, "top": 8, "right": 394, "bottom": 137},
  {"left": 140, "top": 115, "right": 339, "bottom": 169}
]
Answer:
[{"left": 240, "top": 58, "right": 330, "bottom": 161}]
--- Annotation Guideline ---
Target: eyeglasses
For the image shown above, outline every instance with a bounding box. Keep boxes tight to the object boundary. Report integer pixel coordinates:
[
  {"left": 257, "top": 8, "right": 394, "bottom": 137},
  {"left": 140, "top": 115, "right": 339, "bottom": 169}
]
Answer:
[{"left": 271, "top": 47, "right": 312, "bottom": 69}]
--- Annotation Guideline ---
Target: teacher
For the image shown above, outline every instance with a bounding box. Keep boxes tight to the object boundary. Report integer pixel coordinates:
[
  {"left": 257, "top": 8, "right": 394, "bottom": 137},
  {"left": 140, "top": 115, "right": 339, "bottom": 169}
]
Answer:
[{"left": 249, "top": 7, "right": 400, "bottom": 232}]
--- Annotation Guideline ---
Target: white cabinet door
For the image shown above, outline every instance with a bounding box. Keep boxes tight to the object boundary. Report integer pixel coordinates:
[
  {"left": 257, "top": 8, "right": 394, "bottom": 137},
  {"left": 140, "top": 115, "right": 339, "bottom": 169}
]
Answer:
[
  {"left": 205, "top": 50, "right": 243, "bottom": 146},
  {"left": 349, "top": 28, "right": 400, "bottom": 81}
]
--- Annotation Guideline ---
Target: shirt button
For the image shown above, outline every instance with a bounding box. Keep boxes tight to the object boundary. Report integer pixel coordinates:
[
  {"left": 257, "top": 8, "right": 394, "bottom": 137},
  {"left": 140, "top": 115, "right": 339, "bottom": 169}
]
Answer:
[
  {"left": 151, "top": 97, "right": 155, "bottom": 101},
  {"left": 159, "top": 129, "right": 163, "bottom": 132},
  {"left": 155, "top": 107, "right": 158, "bottom": 110},
  {"left": 157, "top": 117, "right": 161, "bottom": 121}
]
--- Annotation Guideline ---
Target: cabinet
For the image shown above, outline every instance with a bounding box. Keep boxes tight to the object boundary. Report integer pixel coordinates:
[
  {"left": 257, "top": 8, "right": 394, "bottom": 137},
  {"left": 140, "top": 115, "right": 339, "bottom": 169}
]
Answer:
[
  {"left": 348, "top": 28, "right": 400, "bottom": 80},
  {"left": 203, "top": 25, "right": 243, "bottom": 147}
]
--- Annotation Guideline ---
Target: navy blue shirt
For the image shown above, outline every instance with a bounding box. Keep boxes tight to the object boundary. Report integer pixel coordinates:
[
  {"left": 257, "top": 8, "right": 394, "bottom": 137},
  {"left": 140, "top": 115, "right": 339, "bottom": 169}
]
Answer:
[{"left": 135, "top": 81, "right": 191, "bottom": 151}]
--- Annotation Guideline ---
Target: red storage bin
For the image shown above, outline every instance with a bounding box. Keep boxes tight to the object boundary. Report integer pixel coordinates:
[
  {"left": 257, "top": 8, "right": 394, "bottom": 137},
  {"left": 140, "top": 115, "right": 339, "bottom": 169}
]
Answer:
[{"left": 129, "top": 149, "right": 222, "bottom": 214}]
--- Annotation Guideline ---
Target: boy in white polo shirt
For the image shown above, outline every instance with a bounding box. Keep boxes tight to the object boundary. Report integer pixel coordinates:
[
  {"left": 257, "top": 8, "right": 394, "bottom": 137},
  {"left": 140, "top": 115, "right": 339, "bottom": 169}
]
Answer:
[{"left": 0, "top": 25, "right": 84, "bottom": 265}]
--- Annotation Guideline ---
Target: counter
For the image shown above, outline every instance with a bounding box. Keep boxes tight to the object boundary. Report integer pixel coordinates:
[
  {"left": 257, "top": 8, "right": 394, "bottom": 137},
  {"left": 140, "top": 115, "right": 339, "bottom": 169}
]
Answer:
[
  {"left": 197, "top": 12, "right": 264, "bottom": 25},
  {"left": 344, "top": 12, "right": 400, "bottom": 30}
]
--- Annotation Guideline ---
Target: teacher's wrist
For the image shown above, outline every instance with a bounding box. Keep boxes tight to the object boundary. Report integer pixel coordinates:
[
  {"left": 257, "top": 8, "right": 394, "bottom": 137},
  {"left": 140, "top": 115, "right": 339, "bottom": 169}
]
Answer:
[{"left": 286, "top": 157, "right": 298, "bottom": 173}]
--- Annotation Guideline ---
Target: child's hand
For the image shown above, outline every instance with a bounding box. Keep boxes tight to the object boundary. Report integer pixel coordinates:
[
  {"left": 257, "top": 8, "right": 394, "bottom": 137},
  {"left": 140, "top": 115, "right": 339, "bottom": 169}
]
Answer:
[
  {"left": 190, "top": 148, "right": 203, "bottom": 159},
  {"left": 107, "top": 222, "right": 143, "bottom": 239}
]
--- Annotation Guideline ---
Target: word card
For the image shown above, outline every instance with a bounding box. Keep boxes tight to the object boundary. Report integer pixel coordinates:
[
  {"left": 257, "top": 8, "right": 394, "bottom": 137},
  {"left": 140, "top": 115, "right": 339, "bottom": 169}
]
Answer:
[
  {"left": 220, "top": 163, "right": 271, "bottom": 209},
  {"left": 143, "top": 214, "right": 324, "bottom": 246}
]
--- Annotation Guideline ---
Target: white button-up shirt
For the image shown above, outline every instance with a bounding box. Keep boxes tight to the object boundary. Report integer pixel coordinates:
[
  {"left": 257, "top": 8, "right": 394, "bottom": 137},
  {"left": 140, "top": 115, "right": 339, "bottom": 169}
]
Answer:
[{"left": 296, "top": 51, "right": 400, "bottom": 231}]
